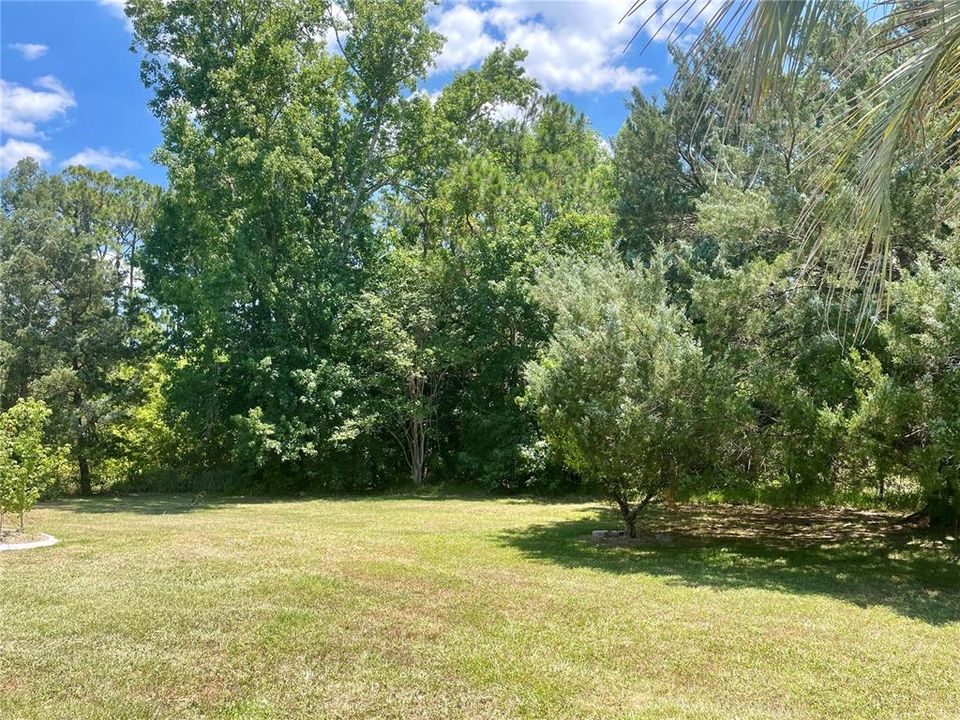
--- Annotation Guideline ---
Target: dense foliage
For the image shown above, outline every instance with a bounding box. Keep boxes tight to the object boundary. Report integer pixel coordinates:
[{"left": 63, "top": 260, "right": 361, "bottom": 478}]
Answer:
[
  {"left": 1, "top": 0, "right": 959, "bottom": 528},
  {"left": 0, "top": 161, "right": 159, "bottom": 494}
]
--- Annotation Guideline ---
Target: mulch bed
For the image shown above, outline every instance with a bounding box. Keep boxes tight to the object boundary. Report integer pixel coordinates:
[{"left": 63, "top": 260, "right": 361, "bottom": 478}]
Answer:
[{"left": 0, "top": 529, "right": 48, "bottom": 545}]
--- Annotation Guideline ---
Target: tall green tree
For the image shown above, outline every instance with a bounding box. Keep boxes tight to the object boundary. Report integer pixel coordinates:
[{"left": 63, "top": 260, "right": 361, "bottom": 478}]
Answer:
[
  {"left": 0, "top": 160, "right": 158, "bottom": 494},
  {"left": 128, "top": 0, "right": 443, "bottom": 479},
  {"left": 372, "top": 53, "right": 614, "bottom": 488},
  {"left": 345, "top": 246, "right": 456, "bottom": 486}
]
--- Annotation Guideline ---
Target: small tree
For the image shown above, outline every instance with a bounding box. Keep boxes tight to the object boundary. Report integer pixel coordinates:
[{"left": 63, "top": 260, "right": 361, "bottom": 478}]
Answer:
[
  {"left": 525, "top": 252, "right": 707, "bottom": 538},
  {"left": 0, "top": 399, "right": 67, "bottom": 532}
]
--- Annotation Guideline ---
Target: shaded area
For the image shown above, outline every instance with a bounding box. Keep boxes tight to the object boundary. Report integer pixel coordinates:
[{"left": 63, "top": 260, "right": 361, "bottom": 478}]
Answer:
[
  {"left": 499, "top": 504, "right": 960, "bottom": 626},
  {"left": 41, "top": 493, "right": 275, "bottom": 515},
  {"left": 43, "top": 489, "right": 591, "bottom": 516}
]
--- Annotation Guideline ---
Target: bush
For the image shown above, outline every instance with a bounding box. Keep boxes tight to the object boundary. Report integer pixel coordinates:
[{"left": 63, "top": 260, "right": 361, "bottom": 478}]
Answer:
[{"left": 524, "top": 252, "right": 712, "bottom": 537}]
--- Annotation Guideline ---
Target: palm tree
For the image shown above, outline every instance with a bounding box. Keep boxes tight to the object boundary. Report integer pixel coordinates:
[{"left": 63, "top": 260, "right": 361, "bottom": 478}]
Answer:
[{"left": 627, "top": 0, "right": 960, "bottom": 330}]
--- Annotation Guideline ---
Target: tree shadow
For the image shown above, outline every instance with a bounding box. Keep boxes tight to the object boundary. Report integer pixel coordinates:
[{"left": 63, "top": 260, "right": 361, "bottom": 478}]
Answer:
[
  {"left": 42, "top": 489, "right": 590, "bottom": 516},
  {"left": 498, "top": 504, "right": 960, "bottom": 626},
  {"left": 42, "top": 493, "right": 282, "bottom": 515}
]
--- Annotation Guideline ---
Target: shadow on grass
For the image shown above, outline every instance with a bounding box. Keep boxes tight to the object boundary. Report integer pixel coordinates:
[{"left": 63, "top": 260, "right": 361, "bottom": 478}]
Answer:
[
  {"left": 43, "top": 493, "right": 282, "bottom": 515},
  {"left": 499, "top": 504, "right": 960, "bottom": 626},
  {"left": 44, "top": 489, "right": 591, "bottom": 516}
]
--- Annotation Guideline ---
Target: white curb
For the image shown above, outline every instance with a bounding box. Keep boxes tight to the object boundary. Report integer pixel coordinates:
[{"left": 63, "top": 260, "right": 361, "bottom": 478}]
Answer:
[{"left": 0, "top": 533, "right": 58, "bottom": 551}]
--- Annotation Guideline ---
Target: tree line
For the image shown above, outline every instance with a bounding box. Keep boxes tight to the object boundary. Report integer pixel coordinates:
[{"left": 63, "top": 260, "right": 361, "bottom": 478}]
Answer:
[{"left": 1, "top": 0, "right": 958, "bottom": 532}]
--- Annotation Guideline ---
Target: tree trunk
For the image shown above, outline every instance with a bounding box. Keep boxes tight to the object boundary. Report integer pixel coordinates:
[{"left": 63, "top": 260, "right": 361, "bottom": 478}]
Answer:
[
  {"left": 615, "top": 495, "right": 639, "bottom": 539},
  {"left": 664, "top": 485, "right": 677, "bottom": 509},
  {"left": 78, "top": 455, "right": 92, "bottom": 496},
  {"left": 614, "top": 489, "right": 661, "bottom": 539},
  {"left": 405, "top": 373, "right": 429, "bottom": 487},
  {"left": 411, "top": 456, "right": 425, "bottom": 486},
  {"left": 71, "top": 355, "right": 92, "bottom": 496},
  {"left": 875, "top": 457, "right": 887, "bottom": 502},
  {"left": 19, "top": 507, "right": 24, "bottom": 532},
  {"left": 409, "top": 414, "right": 427, "bottom": 487}
]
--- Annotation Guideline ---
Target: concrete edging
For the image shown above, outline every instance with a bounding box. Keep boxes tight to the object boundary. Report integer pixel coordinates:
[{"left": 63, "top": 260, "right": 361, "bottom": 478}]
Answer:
[{"left": 0, "top": 533, "right": 58, "bottom": 552}]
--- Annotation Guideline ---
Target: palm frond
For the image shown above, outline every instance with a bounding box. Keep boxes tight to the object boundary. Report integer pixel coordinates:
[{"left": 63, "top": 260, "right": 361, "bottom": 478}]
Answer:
[{"left": 626, "top": 0, "right": 960, "bottom": 338}]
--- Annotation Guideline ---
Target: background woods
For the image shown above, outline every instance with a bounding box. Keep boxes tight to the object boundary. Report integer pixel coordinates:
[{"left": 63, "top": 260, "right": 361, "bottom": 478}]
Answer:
[{"left": 2, "top": 0, "right": 959, "bottom": 529}]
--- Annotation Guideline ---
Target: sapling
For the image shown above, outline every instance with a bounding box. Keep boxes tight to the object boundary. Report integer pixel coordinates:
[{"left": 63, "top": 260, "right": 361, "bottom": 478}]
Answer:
[{"left": 0, "top": 399, "right": 67, "bottom": 533}]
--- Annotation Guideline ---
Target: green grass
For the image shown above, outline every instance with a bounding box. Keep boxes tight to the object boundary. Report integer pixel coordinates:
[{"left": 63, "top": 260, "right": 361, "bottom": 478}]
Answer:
[{"left": 1, "top": 494, "right": 958, "bottom": 719}]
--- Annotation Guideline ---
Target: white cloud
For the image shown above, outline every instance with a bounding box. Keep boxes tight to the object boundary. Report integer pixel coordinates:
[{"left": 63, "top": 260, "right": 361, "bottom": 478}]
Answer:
[
  {"left": 596, "top": 135, "right": 613, "bottom": 157},
  {"left": 10, "top": 43, "right": 49, "bottom": 61},
  {"left": 488, "top": 100, "right": 530, "bottom": 123},
  {"left": 433, "top": 4, "right": 498, "bottom": 71},
  {"left": 0, "top": 139, "right": 51, "bottom": 173},
  {"left": 429, "top": 0, "right": 669, "bottom": 93},
  {"left": 98, "top": 0, "right": 134, "bottom": 31},
  {"left": 624, "top": 0, "right": 727, "bottom": 44},
  {"left": 0, "top": 75, "right": 76, "bottom": 138},
  {"left": 323, "top": 3, "right": 349, "bottom": 55},
  {"left": 61, "top": 147, "right": 141, "bottom": 172},
  {"left": 413, "top": 88, "right": 442, "bottom": 105}
]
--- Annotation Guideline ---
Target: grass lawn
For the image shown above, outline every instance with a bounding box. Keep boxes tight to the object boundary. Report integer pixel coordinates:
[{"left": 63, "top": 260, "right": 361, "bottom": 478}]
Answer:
[{"left": 1, "top": 494, "right": 958, "bottom": 719}]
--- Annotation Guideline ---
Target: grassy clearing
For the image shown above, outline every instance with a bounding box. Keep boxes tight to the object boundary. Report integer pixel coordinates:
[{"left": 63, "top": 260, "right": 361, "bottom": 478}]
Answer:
[{"left": 1, "top": 494, "right": 958, "bottom": 719}]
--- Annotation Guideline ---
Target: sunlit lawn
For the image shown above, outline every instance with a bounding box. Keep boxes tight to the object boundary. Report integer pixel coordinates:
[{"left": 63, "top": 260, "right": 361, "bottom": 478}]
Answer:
[{"left": 2, "top": 494, "right": 958, "bottom": 719}]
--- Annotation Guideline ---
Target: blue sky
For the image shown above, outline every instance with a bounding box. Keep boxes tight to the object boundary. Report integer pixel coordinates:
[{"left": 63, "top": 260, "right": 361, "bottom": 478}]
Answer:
[{"left": 1, "top": 1, "right": 685, "bottom": 186}]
